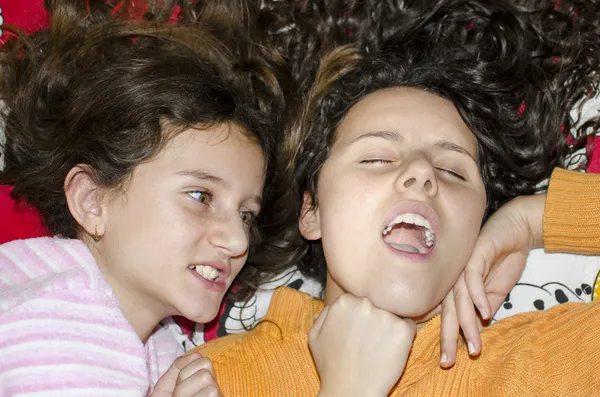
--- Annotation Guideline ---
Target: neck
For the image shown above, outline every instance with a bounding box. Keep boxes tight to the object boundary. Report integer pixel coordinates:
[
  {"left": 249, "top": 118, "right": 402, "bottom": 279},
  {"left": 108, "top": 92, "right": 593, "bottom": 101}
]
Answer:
[
  {"left": 323, "top": 273, "right": 344, "bottom": 307},
  {"left": 323, "top": 271, "right": 434, "bottom": 330},
  {"left": 86, "top": 240, "right": 166, "bottom": 343}
]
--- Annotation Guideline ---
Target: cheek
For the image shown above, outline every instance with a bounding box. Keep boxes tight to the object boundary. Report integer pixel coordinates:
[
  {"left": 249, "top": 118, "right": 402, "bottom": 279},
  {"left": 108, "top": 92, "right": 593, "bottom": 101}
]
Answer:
[
  {"left": 445, "top": 189, "right": 485, "bottom": 254},
  {"left": 230, "top": 255, "right": 248, "bottom": 279},
  {"left": 318, "top": 178, "right": 381, "bottom": 273},
  {"left": 318, "top": 174, "right": 373, "bottom": 237},
  {"left": 109, "top": 192, "right": 197, "bottom": 251},
  {"left": 319, "top": 169, "right": 380, "bottom": 214}
]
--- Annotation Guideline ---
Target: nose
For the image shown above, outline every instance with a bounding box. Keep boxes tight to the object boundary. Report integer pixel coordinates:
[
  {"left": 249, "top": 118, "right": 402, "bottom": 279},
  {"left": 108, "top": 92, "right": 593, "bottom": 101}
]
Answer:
[
  {"left": 394, "top": 153, "right": 438, "bottom": 197},
  {"left": 208, "top": 215, "right": 249, "bottom": 259}
]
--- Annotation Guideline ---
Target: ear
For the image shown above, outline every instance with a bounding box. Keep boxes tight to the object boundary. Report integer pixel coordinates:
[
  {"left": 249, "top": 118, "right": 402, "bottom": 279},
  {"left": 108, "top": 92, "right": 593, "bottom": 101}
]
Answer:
[
  {"left": 298, "top": 192, "right": 321, "bottom": 241},
  {"left": 64, "top": 165, "right": 109, "bottom": 239}
]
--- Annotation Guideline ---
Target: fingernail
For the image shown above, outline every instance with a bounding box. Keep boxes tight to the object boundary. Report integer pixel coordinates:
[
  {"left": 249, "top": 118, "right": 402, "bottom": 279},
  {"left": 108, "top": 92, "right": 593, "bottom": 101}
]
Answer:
[
  {"left": 468, "top": 342, "right": 476, "bottom": 355},
  {"left": 440, "top": 353, "right": 447, "bottom": 365},
  {"left": 478, "top": 307, "right": 489, "bottom": 320}
]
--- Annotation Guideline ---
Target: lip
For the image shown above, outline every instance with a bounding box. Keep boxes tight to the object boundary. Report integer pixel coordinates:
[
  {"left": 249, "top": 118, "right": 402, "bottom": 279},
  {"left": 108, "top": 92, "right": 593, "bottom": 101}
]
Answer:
[
  {"left": 188, "top": 261, "right": 231, "bottom": 292},
  {"left": 381, "top": 201, "right": 441, "bottom": 258}
]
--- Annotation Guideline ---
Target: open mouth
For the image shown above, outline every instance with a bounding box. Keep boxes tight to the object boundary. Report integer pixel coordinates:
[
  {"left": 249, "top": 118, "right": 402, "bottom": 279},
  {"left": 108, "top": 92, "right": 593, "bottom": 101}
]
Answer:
[
  {"left": 188, "top": 264, "right": 221, "bottom": 282},
  {"left": 382, "top": 213, "right": 435, "bottom": 254}
]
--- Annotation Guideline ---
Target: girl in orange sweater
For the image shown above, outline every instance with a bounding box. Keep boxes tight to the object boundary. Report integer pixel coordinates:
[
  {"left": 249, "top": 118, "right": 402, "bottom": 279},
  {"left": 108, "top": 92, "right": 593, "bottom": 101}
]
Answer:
[{"left": 192, "top": 1, "right": 600, "bottom": 395}]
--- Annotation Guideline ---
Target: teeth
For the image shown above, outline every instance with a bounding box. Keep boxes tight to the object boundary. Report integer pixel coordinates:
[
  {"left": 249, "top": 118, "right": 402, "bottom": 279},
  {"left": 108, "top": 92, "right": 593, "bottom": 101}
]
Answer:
[
  {"left": 192, "top": 265, "right": 220, "bottom": 281},
  {"left": 414, "top": 216, "right": 427, "bottom": 228},
  {"left": 425, "top": 229, "right": 434, "bottom": 247},
  {"left": 403, "top": 213, "right": 416, "bottom": 225},
  {"left": 382, "top": 212, "right": 436, "bottom": 246}
]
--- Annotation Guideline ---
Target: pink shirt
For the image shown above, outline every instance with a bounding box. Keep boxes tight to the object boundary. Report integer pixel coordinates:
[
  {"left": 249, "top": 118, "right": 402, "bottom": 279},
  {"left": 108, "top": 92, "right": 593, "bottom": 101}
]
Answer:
[{"left": 0, "top": 237, "right": 182, "bottom": 396}]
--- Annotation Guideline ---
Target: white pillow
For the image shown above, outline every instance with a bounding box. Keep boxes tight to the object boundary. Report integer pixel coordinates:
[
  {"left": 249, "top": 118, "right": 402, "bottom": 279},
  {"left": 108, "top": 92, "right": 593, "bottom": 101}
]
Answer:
[{"left": 494, "top": 249, "right": 600, "bottom": 322}]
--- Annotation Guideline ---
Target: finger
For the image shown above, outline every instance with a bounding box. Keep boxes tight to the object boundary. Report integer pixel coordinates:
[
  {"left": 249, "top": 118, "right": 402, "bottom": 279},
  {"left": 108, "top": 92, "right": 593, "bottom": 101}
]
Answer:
[
  {"left": 194, "top": 385, "right": 221, "bottom": 397},
  {"left": 453, "top": 274, "right": 482, "bottom": 357},
  {"left": 464, "top": 245, "right": 493, "bottom": 320},
  {"left": 309, "top": 305, "right": 330, "bottom": 340},
  {"left": 486, "top": 292, "right": 508, "bottom": 322},
  {"left": 178, "top": 357, "right": 216, "bottom": 384},
  {"left": 176, "top": 353, "right": 203, "bottom": 370},
  {"left": 439, "top": 290, "right": 459, "bottom": 369},
  {"left": 152, "top": 353, "right": 203, "bottom": 395},
  {"left": 174, "top": 369, "right": 219, "bottom": 397},
  {"left": 483, "top": 253, "right": 529, "bottom": 321}
]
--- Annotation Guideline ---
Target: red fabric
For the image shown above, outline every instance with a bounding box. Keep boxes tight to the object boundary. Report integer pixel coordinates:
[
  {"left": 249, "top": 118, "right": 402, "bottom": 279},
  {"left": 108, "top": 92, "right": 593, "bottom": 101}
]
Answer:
[
  {"left": 0, "top": 0, "right": 181, "bottom": 44},
  {"left": 0, "top": 1, "right": 50, "bottom": 243},
  {"left": 0, "top": 0, "right": 49, "bottom": 44},
  {"left": 0, "top": 185, "right": 49, "bottom": 244},
  {"left": 586, "top": 136, "right": 600, "bottom": 173}
]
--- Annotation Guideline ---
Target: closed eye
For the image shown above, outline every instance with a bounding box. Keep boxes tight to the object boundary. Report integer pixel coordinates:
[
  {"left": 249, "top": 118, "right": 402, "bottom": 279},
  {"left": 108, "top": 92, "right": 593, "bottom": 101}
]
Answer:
[
  {"left": 360, "top": 159, "right": 393, "bottom": 164},
  {"left": 437, "top": 168, "right": 466, "bottom": 181}
]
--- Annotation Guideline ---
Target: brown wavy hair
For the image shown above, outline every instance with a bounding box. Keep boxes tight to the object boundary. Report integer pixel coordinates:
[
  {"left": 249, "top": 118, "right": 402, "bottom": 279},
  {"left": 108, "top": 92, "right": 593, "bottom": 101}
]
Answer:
[
  {"left": 0, "top": 0, "right": 288, "bottom": 296},
  {"left": 254, "top": 0, "right": 600, "bottom": 287}
]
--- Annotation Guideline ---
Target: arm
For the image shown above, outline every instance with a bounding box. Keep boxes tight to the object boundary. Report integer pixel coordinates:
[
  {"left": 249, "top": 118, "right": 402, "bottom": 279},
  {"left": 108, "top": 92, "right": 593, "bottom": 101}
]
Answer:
[
  {"left": 440, "top": 167, "right": 600, "bottom": 367},
  {"left": 0, "top": 292, "right": 150, "bottom": 396},
  {"left": 544, "top": 167, "right": 600, "bottom": 253}
]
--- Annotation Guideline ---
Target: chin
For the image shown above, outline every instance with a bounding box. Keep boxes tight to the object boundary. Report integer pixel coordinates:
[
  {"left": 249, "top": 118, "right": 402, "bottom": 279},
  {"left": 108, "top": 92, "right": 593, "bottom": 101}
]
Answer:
[
  {"left": 177, "top": 302, "right": 220, "bottom": 324},
  {"left": 370, "top": 293, "right": 433, "bottom": 319}
]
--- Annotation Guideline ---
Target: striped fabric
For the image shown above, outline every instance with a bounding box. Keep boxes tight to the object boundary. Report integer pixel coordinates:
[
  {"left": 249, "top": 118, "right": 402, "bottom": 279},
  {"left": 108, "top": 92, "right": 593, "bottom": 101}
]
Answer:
[{"left": 0, "top": 237, "right": 182, "bottom": 397}]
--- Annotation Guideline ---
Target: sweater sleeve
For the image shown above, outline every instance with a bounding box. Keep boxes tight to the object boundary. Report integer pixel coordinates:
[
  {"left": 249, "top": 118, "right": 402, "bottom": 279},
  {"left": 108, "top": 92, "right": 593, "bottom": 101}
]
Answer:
[
  {"left": 543, "top": 167, "right": 600, "bottom": 254},
  {"left": 0, "top": 289, "right": 150, "bottom": 397}
]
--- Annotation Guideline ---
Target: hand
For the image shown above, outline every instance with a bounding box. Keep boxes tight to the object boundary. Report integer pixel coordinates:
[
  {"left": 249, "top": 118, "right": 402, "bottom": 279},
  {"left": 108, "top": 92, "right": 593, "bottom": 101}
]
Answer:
[
  {"left": 439, "top": 194, "right": 546, "bottom": 367},
  {"left": 151, "top": 353, "right": 222, "bottom": 397},
  {"left": 310, "top": 294, "right": 416, "bottom": 397}
]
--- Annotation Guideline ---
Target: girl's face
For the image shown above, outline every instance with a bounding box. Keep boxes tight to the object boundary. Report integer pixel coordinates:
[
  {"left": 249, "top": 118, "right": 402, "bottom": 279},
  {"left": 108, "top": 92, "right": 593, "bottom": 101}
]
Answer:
[
  {"left": 95, "top": 123, "right": 264, "bottom": 338},
  {"left": 300, "top": 87, "right": 486, "bottom": 320}
]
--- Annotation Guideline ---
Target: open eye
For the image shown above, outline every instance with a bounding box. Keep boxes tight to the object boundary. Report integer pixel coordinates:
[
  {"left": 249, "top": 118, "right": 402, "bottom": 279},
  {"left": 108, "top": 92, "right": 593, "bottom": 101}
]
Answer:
[
  {"left": 188, "top": 191, "right": 211, "bottom": 204},
  {"left": 240, "top": 211, "right": 256, "bottom": 225},
  {"left": 437, "top": 168, "right": 466, "bottom": 181}
]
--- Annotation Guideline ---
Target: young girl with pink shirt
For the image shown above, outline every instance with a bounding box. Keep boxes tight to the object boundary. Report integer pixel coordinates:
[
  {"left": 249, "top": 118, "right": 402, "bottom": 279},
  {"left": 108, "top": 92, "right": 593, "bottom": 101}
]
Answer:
[{"left": 0, "top": 1, "right": 284, "bottom": 395}]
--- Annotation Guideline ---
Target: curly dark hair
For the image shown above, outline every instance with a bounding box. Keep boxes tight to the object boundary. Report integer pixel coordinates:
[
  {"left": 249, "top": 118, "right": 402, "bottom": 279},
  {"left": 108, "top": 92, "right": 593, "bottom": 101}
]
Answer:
[
  {"left": 254, "top": 0, "right": 600, "bottom": 287},
  {"left": 255, "top": 0, "right": 418, "bottom": 95},
  {"left": 0, "top": 0, "right": 288, "bottom": 295}
]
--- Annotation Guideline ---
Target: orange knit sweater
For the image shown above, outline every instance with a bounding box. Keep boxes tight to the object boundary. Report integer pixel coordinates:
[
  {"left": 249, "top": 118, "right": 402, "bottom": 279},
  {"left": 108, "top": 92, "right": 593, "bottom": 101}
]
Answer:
[
  {"left": 196, "top": 287, "right": 600, "bottom": 396},
  {"left": 194, "top": 168, "right": 600, "bottom": 396},
  {"left": 544, "top": 168, "right": 600, "bottom": 254}
]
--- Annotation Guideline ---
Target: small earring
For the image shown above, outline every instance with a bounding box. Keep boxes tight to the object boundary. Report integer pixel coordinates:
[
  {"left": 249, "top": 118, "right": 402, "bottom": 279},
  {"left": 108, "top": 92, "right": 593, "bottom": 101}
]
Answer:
[{"left": 91, "top": 226, "right": 103, "bottom": 242}]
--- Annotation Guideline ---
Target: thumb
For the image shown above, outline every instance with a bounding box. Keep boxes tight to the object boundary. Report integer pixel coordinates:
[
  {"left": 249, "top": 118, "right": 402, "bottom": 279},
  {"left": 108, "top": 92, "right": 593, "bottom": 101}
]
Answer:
[{"left": 152, "top": 352, "right": 202, "bottom": 395}]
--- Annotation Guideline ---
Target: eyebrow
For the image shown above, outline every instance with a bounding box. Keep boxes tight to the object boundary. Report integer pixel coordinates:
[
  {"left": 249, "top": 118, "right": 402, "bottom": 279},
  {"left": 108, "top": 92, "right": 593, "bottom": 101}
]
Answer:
[
  {"left": 176, "top": 170, "right": 263, "bottom": 207},
  {"left": 350, "top": 130, "right": 477, "bottom": 163},
  {"left": 434, "top": 140, "right": 478, "bottom": 164},
  {"left": 349, "top": 130, "right": 401, "bottom": 145},
  {"left": 176, "top": 170, "right": 229, "bottom": 187}
]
